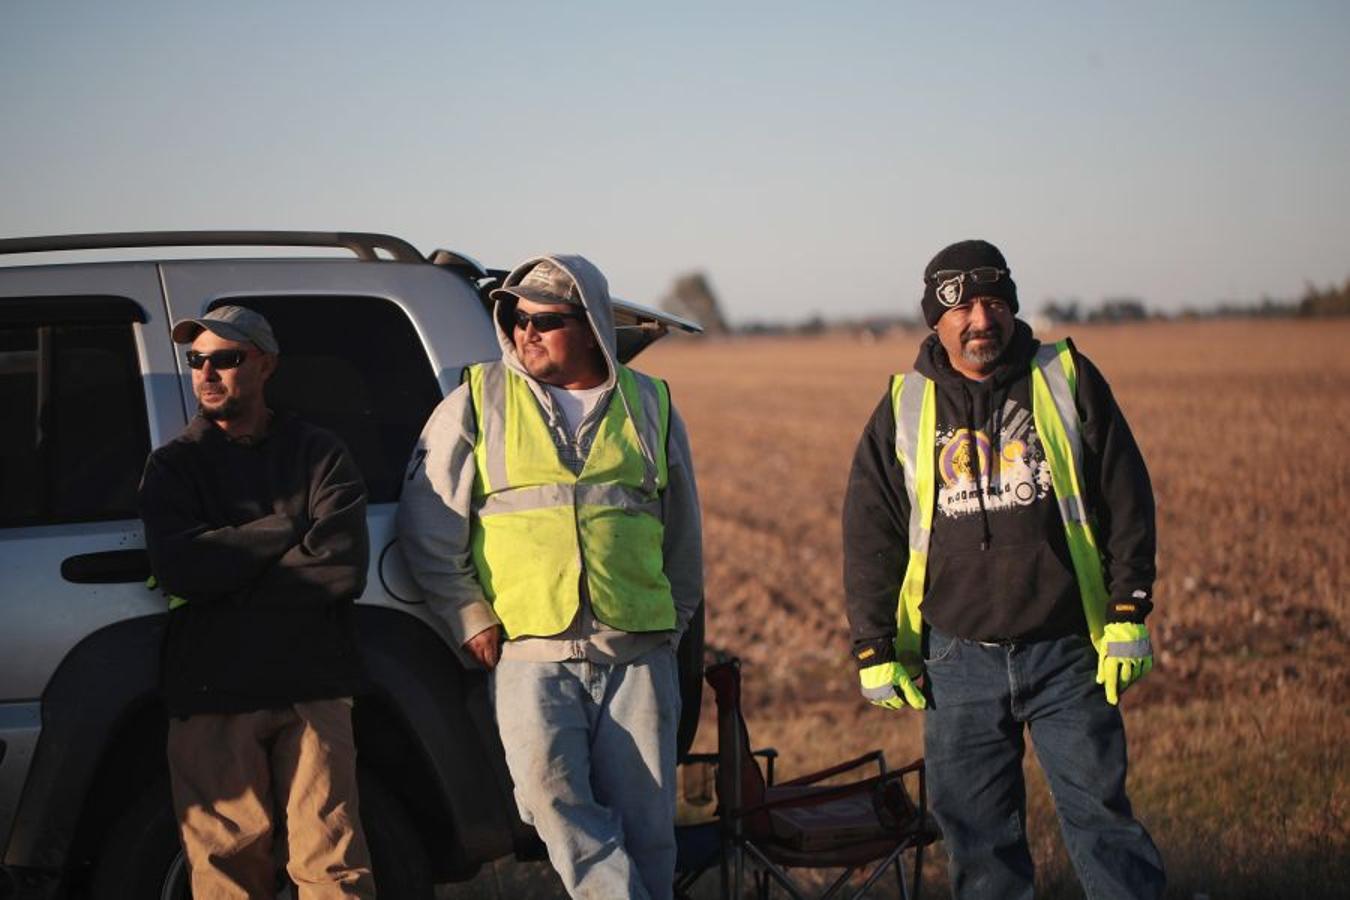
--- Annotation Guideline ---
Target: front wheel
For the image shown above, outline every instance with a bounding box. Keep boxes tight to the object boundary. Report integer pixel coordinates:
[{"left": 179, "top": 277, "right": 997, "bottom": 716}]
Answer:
[{"left": 90, "top": 771, "right": 432, "bottom": 899}]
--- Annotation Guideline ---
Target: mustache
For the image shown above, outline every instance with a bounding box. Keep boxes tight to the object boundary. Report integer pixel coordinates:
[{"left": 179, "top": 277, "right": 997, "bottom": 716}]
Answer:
[{"left": 961, "top": 325, "right": 1003, "bottom": 344}]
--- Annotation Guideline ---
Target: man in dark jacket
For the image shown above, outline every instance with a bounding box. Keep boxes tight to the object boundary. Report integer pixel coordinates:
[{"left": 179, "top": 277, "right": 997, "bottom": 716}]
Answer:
[
  {"left": 842, "top": 241, "right": 1165, "bottom": 899},
  {"left": 139, "top": 305, "right": 375, "bottom": 898}
]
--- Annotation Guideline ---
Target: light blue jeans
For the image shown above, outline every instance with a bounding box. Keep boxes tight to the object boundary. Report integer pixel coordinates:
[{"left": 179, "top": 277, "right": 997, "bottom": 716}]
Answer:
[{"left": 491, "top": 646, "right": 680, "bottom": 900}]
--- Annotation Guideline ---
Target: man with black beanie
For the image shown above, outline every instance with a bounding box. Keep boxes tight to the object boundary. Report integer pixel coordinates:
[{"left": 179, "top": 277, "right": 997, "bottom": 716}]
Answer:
[{"left": 842, "top": 240, "right": 1165, "bottom": 898}]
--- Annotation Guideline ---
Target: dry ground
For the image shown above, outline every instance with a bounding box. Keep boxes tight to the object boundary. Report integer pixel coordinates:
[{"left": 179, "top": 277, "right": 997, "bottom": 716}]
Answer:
[{"left": 443, "top": 319, "right": 1349, "bottom": 898}]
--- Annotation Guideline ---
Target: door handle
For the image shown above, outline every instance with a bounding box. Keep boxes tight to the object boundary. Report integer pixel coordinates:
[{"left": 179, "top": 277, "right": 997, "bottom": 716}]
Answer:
[{"left": 61, "top": 549, "right": 151, "bottom": 584}]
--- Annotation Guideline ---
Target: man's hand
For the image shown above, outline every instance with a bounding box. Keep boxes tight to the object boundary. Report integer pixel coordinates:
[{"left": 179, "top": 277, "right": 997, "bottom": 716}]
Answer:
[
  {"left": 1096, "top": 622, "right": 1154, "bottom": 705},
  {"left": 859, "top": 661, "right": 927, "bottom": 710},
  {"left": 463, "top": 625, "right": 503, "bottom": 671}
]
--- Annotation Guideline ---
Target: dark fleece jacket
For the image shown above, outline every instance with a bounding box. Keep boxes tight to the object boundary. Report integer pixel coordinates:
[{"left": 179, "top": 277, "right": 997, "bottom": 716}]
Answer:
[
  {"left": 139, "top": 413, "right": 369, "bottom": 715},
  {"left": 843, "top": 321, "right": 1156, "bottom": 664}
]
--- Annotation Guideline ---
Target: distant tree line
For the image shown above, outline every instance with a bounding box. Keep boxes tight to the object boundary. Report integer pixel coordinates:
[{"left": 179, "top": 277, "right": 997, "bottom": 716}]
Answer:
[
  {"left": 661, "top": 269, "right": 1350, "bottom": 335},
  {"left": 1299, "top": 277, "right": 1350, "bottom": 317},
  {"left": 1042, "top": 298, "right": 1152, "bottom": 324},
  {"left": 1039, "top": 276, "right": 1350, "bottom": 324}
]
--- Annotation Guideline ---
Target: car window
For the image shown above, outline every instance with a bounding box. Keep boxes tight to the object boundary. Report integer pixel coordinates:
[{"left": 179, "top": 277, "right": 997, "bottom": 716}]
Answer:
[
  {"left": 0, "top": 310, "right": 151, "bottom": 527},
  {"left": 210, "top": 295, "right": 442, "bottom": 504}
]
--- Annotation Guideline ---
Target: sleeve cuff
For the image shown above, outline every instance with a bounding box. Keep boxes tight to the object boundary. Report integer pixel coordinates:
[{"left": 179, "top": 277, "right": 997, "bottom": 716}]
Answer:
[
  {"left": 852, "top": 638, "right": 896, "bottom": 669},
  {"left": 445, "top": 598, "right": 501, "bottom": 646},
  {"left": 1105, "top": 590, "right": 1153, "bottom": 624}
]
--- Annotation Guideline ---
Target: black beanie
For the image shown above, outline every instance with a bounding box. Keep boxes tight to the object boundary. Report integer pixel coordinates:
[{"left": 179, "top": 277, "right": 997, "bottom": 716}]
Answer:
[{"left": 921, "top": 239, "right": 1018, "bottom": 328}]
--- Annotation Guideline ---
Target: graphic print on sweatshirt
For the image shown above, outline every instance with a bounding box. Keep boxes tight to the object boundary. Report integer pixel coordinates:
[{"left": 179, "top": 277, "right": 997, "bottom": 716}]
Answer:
[{"left": 936, "top": 397, "right": 1051, "bottom": 519}]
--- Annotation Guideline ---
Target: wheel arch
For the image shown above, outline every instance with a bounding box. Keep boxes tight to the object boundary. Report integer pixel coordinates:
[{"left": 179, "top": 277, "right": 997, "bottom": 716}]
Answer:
[{"left": 7, "top": 608, "right": 524, "bottom": 882}]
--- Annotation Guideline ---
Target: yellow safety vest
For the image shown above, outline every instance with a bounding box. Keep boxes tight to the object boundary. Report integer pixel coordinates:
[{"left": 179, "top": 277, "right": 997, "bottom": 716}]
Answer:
[
  {"left": 466, "top": 361, "right": 675, "bottom": 638},
  {"left": 889, "top": 340, "right": 1109, "bottom": 676}
]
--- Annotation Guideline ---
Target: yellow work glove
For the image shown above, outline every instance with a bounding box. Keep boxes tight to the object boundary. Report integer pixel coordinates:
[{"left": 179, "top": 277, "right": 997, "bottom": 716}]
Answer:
[
  {"left": 859, "top": 661, "right": 927, "bottom": 710},
  {"left": 1096, "top": 622, "right": 1153, "bottom": 705},
  {"left": 146, "top": 575, "right": 188, "bottom": 610}
]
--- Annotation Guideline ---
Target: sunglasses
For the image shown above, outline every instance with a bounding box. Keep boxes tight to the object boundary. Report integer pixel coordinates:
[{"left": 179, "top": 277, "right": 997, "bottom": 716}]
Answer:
[
  {"left": 928, "top": 267, "right": 1008, "bottom": 285},
  {"left": 185, "top": 348, "right": 259, "bottom": 370},
  {"left": 512, "top": 308, "right": 586, "bottom": 333}
]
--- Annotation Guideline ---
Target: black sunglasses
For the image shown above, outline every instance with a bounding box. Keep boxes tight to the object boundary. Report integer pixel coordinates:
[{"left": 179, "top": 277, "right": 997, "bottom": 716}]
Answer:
[
  {"left": 185, "top": 348, "right": 259, "bottom": 370},
  {"left": 512, "top": 308, "right": 586, "bottom": 333}
]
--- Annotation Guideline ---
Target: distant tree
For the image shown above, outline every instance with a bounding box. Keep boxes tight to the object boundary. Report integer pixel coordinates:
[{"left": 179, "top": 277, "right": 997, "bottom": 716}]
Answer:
[
  {"left": 660, "top": 271, "right": 730, "bottom": 335},
  {"left": 1088, "top": 298, "right": 1149, "bottom": 322},
  {"left": 1298, "top": 277, "right": 1350, "bottom": 317},
  {"left": 797, "top": 314, "right": 826, "bottom": 336},
  {"left": 1041, "top": 299, "right": 1081, "bottom": 323}
]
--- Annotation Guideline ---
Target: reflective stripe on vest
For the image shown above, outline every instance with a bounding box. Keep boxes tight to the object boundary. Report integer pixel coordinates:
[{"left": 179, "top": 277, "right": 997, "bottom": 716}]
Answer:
[
  {"left": 889, "top": 340, "right": 1109, "bottom": 675},
  {"left": 467, "top": 361, "right": 675, "bottom": 638},
  {"left": 1028, "top": 341, "right": 1110, "bottom": 647}
]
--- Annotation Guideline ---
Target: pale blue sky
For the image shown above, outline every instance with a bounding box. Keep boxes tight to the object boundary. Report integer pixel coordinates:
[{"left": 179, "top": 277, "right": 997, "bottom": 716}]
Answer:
[{"left": 3, "top": 1, "right": 1348, "bottom": 323}]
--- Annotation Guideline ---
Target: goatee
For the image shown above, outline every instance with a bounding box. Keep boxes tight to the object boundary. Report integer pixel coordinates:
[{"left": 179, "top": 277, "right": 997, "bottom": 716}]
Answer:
[
  {"left": 961, "top": 326, "right": 1006, "bottom": 366},
  {"left": 199, "top": 397, "right": 241, "bottom": 421}
]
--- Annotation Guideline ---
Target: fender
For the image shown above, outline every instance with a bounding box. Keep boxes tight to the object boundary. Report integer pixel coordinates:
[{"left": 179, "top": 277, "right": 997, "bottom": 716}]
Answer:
[
  {"left": 5, "top": 608, "right": 526, "bottom": 875},
  {"left": 676, "top": 600, "right": 705, "bottom": 759},
  {"left": 350, "top": 606, "right": 524, "bottom": 865},
  {"left": 5, "top": 616, "right": 164, "bottom": 870}
]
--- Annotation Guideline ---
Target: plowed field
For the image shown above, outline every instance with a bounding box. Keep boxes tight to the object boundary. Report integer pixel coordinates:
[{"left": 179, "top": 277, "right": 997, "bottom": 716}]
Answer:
[{"left": 639, "top": 318, "right": 1350, "bottom": 898}]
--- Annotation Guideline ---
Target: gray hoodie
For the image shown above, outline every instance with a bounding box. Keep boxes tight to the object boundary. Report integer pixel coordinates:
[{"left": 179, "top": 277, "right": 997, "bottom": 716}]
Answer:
[{"left": 396, "top": 254, "right": 704, "bottom": 664}]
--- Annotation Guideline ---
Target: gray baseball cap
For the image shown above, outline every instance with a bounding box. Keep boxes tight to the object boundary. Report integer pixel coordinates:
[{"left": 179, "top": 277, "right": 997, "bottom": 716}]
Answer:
[
  {"left": 489, "top": 258, "right": 583, "bottom": 307},
  {"left": 171, "top": 305, "right": 280, "bottom": 354}
]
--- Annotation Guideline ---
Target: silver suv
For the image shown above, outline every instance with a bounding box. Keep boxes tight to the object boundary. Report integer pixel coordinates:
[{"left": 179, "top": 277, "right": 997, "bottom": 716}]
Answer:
[{"left": 0, "top": 231, "right": 703, "bottom": 899}]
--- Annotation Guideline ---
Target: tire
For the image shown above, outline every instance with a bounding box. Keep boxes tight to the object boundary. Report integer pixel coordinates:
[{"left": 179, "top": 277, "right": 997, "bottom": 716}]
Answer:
[
  {"left": 358, "top": 769, "right": 434, "bottom": 899},
  {"left": 88, "top": 777, "right": 190, "bottom": 900},
  {"left": 88, "top": 771, "right": 432, "bottom": 899}
]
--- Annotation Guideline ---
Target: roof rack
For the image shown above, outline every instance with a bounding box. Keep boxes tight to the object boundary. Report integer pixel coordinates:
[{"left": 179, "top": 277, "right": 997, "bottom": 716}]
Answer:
[{"left": 0, "top": 230, "right": 424, "bottom": 262}]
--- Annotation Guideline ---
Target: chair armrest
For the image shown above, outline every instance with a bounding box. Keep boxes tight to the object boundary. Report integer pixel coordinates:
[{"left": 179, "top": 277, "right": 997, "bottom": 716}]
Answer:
[
  {"left": 735, "top": 762, "right": 923, "bottom": 819},
  {"left": 753, "top": 747, "right": 779, "bottom": 785},
  {"left": 776, "top": 749, "right": 886, "bottom": 787}
]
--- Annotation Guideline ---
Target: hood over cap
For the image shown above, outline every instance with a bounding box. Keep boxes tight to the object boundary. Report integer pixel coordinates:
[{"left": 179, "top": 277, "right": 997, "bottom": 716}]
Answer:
[{"left": 490, "top": 254, "right": 618, "bottom": 390}]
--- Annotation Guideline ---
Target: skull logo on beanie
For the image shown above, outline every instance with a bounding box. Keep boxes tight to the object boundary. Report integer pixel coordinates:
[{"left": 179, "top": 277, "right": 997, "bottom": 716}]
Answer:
[{"left": 921, "top": 239, "right": 1018, "bottom": 328}]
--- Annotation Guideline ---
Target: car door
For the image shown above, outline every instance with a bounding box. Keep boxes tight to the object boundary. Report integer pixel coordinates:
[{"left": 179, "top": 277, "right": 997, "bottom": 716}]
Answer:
[
  {"left": 158, "top": 257, "right": 500, "bottom": 643},
  {"left": 0, "top": 263, "right": 179, "bottom": 857}
]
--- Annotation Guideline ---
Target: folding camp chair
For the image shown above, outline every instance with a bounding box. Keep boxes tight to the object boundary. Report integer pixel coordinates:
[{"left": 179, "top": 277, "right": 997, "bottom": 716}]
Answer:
[
  {"left": 675, "top": 744, "right": 779, "bottom": 899},
  {"left": 706, "top": 659, "right": 939, "bottom": 900}
]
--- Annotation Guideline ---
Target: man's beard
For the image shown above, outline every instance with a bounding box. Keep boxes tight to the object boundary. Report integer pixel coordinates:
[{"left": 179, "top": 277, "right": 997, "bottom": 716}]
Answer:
[
  {"left": 199, "top": 395, "right": 242, "bottom": 421},
  {"left": 521, "top": 354, "right": 560, "bottom": 382},
  {"left": 961, "top": 326, "right": 1007, "bottom": 366},
  {"left": 518, "top": 342, "right": 563, "bottom": 383}
]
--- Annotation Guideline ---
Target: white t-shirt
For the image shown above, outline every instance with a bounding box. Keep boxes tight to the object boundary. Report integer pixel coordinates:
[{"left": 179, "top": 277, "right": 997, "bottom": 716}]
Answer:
[{"left": 544, "top": 383, "right": 608, "bottom": 439}]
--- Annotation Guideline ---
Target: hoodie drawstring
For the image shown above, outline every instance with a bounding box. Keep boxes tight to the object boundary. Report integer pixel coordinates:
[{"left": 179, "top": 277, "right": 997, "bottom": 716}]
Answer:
[{"left": 961, "top": 382, "right": 994, "bottom": 551}]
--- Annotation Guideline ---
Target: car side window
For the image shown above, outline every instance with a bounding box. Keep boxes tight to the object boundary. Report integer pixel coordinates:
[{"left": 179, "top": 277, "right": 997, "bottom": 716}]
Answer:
[
  {"left": 0, "top": 304, "right": 151, "bottom": 527},
  {"left": 213, "top": 296, "right": 443, "bottom": 504}
]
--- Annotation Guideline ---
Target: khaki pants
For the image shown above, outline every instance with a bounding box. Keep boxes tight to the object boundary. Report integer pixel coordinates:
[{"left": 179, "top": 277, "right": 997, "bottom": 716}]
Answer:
[{"left": 167, "top": 699, "right": 376, "bottom": 899}]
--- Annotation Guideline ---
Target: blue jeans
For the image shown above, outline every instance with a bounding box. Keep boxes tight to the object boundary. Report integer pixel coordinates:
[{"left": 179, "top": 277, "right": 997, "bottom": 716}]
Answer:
[
  {"left": 491, "top": 647, "right": 680, "bottom": 900},
  {"left": 923, "top": 629, "right": 1165, "bottom": 900}
]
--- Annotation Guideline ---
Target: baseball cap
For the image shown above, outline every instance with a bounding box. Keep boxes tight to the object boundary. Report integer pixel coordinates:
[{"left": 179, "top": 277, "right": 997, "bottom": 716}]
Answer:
[
  {"left": 489, "top": 259, "right": 583, "bottom": 307},
  {"left": 171, "top": 305, "right": 280, "bottom": 354}
]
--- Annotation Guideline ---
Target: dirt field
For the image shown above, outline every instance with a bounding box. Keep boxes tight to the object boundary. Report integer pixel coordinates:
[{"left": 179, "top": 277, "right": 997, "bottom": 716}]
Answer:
[
  {"left": 636, "top": 318, "right": 1348, "bottom": 899},
  {"left": 441, "top": 318, "right": 1348, "bottom": 899}
]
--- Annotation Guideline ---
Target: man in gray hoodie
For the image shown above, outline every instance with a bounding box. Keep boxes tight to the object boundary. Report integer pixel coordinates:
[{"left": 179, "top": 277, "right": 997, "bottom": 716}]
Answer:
[{"left": 397, "top": 255, "right": 703, "bottom": 900}]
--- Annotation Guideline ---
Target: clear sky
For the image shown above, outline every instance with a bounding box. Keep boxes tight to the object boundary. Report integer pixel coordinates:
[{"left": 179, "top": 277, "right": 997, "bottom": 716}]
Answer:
[{"left": 3, "top": 1, "right": 1348, "bottom": 323}]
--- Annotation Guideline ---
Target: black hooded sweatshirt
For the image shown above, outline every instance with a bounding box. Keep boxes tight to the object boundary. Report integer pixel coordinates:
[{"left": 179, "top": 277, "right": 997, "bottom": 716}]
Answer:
[{"left": 843, "top": 321, "right": 1155, "bottom": 664}]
